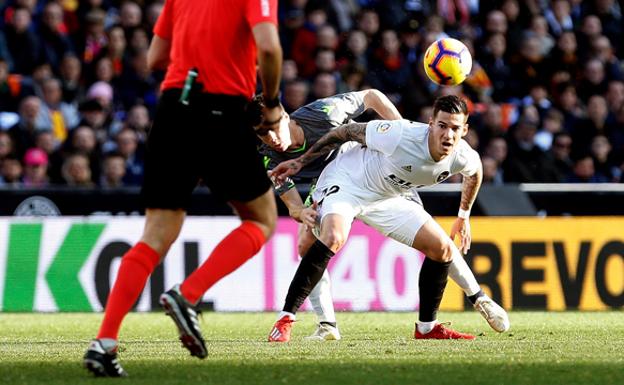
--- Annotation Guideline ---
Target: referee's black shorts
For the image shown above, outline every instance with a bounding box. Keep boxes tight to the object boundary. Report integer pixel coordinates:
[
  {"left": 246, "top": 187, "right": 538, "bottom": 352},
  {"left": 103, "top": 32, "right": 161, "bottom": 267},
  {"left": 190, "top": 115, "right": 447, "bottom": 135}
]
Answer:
[{"left": 141, "top": 88, "right": 272, "bottom": 210}]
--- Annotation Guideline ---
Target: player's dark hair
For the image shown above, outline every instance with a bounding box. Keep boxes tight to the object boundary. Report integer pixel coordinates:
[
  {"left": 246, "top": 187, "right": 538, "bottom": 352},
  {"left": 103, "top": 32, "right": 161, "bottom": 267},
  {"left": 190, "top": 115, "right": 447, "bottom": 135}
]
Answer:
[{"left": 432, "top": 95, "right": 468, "bottom": 118}]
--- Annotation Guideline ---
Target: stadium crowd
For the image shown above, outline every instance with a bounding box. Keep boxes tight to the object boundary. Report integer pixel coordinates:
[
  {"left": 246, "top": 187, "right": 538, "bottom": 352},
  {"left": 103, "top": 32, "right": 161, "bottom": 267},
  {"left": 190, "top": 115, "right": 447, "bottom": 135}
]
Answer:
[{"left": 0, "top": 0, "right": 623, "bottom": 188}]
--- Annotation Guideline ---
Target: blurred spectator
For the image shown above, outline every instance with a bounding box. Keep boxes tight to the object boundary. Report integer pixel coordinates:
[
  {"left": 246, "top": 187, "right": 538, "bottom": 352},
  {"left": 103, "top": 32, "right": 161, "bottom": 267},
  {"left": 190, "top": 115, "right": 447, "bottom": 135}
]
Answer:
[
  {"left": 100, "top": 25, "right": 127, "bottom": 78},
  {"left": 291, "top": 4, "right": 328, "bottom": 78},
  {"left": 544, "top": 0, "right": 573, "bottom": 37},
  {"left": 0, "top": 131, "right": 15, "bottom": 161},
  {"left": 100, "top": 151, "right": 126, "bottom": 188},
  {"left": 571, "top": 94, "right": 609, "bottom": 156},
  {"left": 22, "top": 147, "right": 50, "bottom": 187},
  {"left": 68, "top": 125, "right": 101, "bottom": 182},
  {"left": 577, "top": 58, "right": 609, "bottom": 100},
  {"left": 367, "top": 29, "right": 411, "bottom": 105},
  {"left": 39, "top": 2, "right": 74, "bottom": 73},
  {"left": 527, "top": 15, "right": 555, "bottom": 56},
  {"left": 59, "top": 54, "right": 84, "bottom": 104},
  {"left": 590, "top": 135, "right": 617, "bottom": 182},
  {"left": 117, "top": 49, "right": 158, "bottom": 110},
  {"left": 535, "top": 109, "right": 564, "bottom": 151},
  {"left": 311, "top": 72, "right": 337, "bottom": 100},
  {"left": 39, "top": 77, "right": 80, "bottom": 144},
  {"left": 504, "top": 117, "right": 560, "bottom": 182},
  {"left": 480, "top": 33, "right": 512, "bottom": 102},
  {"left": 0, "top": 155, "right": 22, "bottom": 187},
  {"left": 61, "top": 152, "right": 94, "bottom": 187},
  {"left": 282, "top": 59, "right": 299, "bottom": 83},
  {"left": 8, "top": 96, "right": 49, "bottom": 156},
  {"left": 119, "top": 1, "right": 143, "bottom": 33},
  {"left": 338, "top": 29, "right": 369, "bottom": 71},
  {"left": 606, "top": 80, "right": 624, "bottom": 113},
  {"left": 482, "top": 156, "right": 504, "bottom": 185},
  {"left": 115, "top": 127, "right": 143, "bottom": 186},
  {"left": 485, "top": 137, "right": 509, "bottom": 167},
  {"left": 79, "top": 8, "right": 107, "bottom": 66},
  {"left": 125, "top": 103, "right": 150, "bottom": 138},
  {"left": 5, "top": 6, "right": 40, "bottom": 75},
  {"left": 282, "top": 79, "right": 310, "bottom": 112},
  {"left": 357, "top": 8, "right": 380, "bottom": 44},
  {"left": 547, "top": 31, "right": 579, "bottom": 81},
  {"left": 549, "top": 132, "right": 574, "bottom": 181},
  {"left": 566, "top": 154, "right": 608, "bottom": 183}
]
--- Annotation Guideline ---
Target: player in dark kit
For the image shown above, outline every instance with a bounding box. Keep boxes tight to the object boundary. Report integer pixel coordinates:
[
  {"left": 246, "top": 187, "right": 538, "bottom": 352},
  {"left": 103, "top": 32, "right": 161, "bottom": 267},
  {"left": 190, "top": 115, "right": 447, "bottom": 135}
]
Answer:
[
  {"left": 83, "top": 0, "right": 284, "bottom": 377},
  {"left": 257, "top": 89, "right": 403, "bottom": 340}
]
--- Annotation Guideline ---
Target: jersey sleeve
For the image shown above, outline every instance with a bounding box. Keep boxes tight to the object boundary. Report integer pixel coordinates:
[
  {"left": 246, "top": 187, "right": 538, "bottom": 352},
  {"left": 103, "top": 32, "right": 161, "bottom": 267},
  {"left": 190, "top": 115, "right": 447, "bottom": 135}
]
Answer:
[
  {"left": 153, "top": 0, "right": 174, "bottom": 39},
  {"left": 324, "top": 92, "right": 366, "bottom": 122},
  {"left": 246, "top": 0, "right": 278, "bottom": 27},
  {"left": 459, "top": 144, "right": 482, "bottom": 176},
  {"left": 365, "top": 120, "right": 403, "bottom": 156}
]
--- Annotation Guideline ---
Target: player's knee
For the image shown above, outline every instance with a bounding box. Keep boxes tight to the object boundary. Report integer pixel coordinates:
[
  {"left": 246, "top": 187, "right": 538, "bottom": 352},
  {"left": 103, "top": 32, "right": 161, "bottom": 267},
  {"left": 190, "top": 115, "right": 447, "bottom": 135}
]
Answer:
[
  {"left": 429, "top": 240, "right": 453, "bottom": 262},
  {"left": 297, "top": 242, "right": 310, "bottom": 257},
  {"left": 425, "top": 241, "right": 453, "bottom": 262},
  {"left": 320, "top": 230, "right": 346, "bottom": 253}
]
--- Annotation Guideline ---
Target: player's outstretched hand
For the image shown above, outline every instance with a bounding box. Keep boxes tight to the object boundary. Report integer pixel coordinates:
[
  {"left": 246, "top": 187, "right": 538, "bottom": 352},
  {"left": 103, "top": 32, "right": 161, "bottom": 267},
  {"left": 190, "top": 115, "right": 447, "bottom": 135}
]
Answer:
[
  {"left": 450, "top": 217, "right": 471, "bottom": 255},
  {"left": 269, "top": 159, "right": 302, "bottom": 184},
  {"left": 300, "top": 203, "right": 318, "bottom": 229}
]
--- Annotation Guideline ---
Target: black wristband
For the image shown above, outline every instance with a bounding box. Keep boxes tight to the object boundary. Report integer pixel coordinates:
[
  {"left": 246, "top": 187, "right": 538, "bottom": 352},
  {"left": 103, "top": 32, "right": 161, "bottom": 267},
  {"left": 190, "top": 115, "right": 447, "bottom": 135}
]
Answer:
[{"left": 264, "top": 95, "right": 281, "bottom": 108}]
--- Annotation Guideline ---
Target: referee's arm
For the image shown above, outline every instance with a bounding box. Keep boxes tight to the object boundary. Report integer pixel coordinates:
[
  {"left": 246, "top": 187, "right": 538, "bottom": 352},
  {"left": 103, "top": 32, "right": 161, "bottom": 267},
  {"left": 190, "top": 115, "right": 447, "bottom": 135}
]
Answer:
[
  {"left": 253, "top": 22, "right": 282, "bottom": 101},
  {"left": 147, "top": 35, "right": 171, "bottom": 71}
]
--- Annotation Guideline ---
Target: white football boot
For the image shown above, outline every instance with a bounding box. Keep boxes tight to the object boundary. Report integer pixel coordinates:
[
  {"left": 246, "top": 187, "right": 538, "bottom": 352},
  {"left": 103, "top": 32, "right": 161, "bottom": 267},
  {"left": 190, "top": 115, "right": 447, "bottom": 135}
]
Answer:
[
  {"left": 304, "top": 323, "right": 341, "bottom": 341},
  {"left": 474, "top": 295, "right": 510, "bottom": 332}
]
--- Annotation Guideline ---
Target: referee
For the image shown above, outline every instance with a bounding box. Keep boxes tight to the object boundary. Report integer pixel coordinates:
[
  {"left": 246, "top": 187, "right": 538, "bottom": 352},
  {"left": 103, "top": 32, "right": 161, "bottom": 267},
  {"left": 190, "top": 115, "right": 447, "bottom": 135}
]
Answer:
[{"left": 84, "top": 0, "right": 283, "bottom": 377}]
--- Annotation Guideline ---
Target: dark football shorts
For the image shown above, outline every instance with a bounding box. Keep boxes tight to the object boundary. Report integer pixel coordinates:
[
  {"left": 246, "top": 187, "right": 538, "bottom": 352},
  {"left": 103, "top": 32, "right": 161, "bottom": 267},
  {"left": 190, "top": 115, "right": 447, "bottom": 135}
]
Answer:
[{"left": 141, "top": 88, "right": 272, "bottom": 210}]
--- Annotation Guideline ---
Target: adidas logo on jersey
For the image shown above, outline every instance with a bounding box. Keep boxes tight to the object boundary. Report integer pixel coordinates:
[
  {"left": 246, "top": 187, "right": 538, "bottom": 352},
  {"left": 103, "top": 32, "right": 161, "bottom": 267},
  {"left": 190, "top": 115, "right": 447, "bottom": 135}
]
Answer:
[{"left": 401, "top": 165, "right": 412, "bottom": 172}]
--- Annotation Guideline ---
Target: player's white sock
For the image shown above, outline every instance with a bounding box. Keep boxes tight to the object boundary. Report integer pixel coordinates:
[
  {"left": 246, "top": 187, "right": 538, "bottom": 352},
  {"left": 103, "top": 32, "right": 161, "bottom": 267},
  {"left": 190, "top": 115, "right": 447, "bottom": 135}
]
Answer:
[
  {"left": 98, "top": 338, "right": 118, "bottom": 352},
  {"left": 278, "top": 311, "right": 296, "bottom": 321},
  {"left": 417, "top": 320, "right": 437, "bottom": 334},
  {"left": 448, "top": 243, "right": 481, "bottom": 297},
  {"left": 308, "top": 269, "right": 336, "bottom": 324}
]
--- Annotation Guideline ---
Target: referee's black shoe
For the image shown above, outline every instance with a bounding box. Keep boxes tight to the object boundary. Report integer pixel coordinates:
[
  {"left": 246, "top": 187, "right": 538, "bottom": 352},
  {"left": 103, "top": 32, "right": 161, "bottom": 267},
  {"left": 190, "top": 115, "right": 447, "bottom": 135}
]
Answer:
[
  {"left": 160, "top": 284, "right": 208, "bottom": 359},
  {"left": 83, "top": 339, "right": 128, "bottom": 377}
]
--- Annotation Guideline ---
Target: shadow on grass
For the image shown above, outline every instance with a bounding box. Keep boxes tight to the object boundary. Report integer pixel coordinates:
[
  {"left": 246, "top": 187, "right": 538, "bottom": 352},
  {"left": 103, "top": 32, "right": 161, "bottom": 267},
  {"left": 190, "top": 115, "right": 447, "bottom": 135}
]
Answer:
[{"left": 0, "top": 360, "right": 622, "bottom": 385}]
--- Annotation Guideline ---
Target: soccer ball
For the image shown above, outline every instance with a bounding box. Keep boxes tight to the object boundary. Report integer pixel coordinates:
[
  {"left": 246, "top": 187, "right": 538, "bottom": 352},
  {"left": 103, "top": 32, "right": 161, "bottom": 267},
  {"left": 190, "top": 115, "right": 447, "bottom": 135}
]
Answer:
[{"left": 423, "top": 38, "right": 472, "bottom": 86}]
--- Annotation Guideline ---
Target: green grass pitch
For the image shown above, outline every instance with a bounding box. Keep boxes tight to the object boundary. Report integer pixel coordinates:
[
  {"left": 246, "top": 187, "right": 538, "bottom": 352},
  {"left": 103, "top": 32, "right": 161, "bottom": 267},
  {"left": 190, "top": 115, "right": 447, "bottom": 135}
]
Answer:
[{"left": 1, "top": 311, "right": 622, "bottom": 385}]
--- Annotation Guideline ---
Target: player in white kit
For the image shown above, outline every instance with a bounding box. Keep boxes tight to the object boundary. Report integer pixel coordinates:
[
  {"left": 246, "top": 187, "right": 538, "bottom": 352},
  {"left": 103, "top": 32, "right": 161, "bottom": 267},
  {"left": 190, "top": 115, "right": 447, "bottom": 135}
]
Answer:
[{"left": 269, "top": 95, "right": 510, "bottom": 340}]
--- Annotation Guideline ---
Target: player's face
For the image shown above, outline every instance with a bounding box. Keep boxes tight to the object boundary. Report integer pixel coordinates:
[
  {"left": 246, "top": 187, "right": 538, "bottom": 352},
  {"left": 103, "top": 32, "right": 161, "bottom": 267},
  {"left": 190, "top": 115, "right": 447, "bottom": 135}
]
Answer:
[
  {"left": 428, "top": 111, "right": 468, "bottom": 161},
  {"left": 257, "top": 112, "right": 292, "bottom": 152}
]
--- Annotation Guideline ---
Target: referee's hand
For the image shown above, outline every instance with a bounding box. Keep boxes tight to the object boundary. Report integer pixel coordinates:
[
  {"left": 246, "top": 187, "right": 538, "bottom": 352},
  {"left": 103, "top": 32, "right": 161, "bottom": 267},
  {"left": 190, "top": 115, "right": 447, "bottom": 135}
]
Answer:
[{"left": 256, "top": 105, "right": 283, "bottom": 135}]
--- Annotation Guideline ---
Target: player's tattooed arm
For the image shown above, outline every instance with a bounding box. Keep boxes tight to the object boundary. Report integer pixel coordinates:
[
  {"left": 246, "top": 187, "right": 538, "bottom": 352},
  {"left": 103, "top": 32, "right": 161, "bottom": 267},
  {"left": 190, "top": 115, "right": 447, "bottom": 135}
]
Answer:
[
  {"left": 460, "top": 164, "right": 483, "bottom": 212},
  {"left": 270, "top": 122, "right": 366, "bottom": 182},
  {"left": 295, "top": 122, "right": 367, "bottom": 167}
]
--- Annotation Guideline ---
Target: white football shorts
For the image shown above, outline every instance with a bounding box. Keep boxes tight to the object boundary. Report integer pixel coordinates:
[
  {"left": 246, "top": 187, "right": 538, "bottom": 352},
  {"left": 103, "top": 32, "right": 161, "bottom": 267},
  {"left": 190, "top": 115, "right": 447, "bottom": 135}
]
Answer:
[{"left": 312, "top": 179, "right": 431, "bottom": 246}]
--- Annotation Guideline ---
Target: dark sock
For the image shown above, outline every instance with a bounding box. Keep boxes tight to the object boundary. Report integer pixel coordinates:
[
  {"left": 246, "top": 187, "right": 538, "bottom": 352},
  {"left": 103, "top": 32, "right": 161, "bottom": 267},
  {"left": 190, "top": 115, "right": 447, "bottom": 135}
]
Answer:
[
  {"left": 467, "top": 289, "right": 485, "bottom": 305},
  {"left": 283, "top": 240, "right": 335, "bottom": 314},
  {"left": 418, "top": 257, "right": 452, "bottom": 322},
  {"left": 320, "top": 321, "right": 337, "bottom": 328}
]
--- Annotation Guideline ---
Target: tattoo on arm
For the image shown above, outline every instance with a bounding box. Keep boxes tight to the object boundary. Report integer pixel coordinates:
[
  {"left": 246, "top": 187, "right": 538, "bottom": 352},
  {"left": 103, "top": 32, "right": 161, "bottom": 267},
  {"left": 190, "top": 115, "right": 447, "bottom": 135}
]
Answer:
[
  {"left": 460, "top": 168, "right": 483, "bottom": 211},
  {"left": 295, "top": 122, "right": 367, "bottom": 167}
]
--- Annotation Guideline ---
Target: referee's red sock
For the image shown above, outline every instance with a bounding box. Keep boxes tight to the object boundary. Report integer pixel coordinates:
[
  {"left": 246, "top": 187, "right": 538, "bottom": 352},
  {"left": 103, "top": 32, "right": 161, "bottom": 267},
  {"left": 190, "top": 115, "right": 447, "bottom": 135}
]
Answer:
[
  {"left": 97, "top": 242, "right": 160, "bottom": 340},
  {"left": 181, "top": 221, "right": 265, "bottom": 304}
]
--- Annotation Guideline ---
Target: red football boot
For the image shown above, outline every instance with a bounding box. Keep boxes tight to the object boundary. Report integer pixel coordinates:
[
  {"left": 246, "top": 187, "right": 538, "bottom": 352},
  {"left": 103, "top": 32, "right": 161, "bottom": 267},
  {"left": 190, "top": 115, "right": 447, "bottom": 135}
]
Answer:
[
  {"left": 414, "top": 323, "right": 476, "bottom": 340},
  {"left": 268, "top": 316, "right": 295, "bottom": 342}
]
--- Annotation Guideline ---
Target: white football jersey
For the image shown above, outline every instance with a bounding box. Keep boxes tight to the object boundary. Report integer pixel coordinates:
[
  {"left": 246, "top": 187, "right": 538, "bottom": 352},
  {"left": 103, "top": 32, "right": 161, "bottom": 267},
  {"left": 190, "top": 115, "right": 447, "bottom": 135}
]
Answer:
[{"left": 319, "top": 119, "right": 481, "bottom": 199}]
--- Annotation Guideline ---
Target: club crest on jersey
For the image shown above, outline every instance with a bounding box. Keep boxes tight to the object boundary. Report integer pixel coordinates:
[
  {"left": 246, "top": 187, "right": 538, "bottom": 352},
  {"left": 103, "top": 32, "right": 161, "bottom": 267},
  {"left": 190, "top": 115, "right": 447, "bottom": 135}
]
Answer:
[
  {"left": 377, "top": 122, "right": 392, "bottom": 133},
  {"left": 436, "top": 171, "right": 450, "bottom": 183},
  {"left": 401, "top": 165, "right": 412, "bottom": 172}
]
